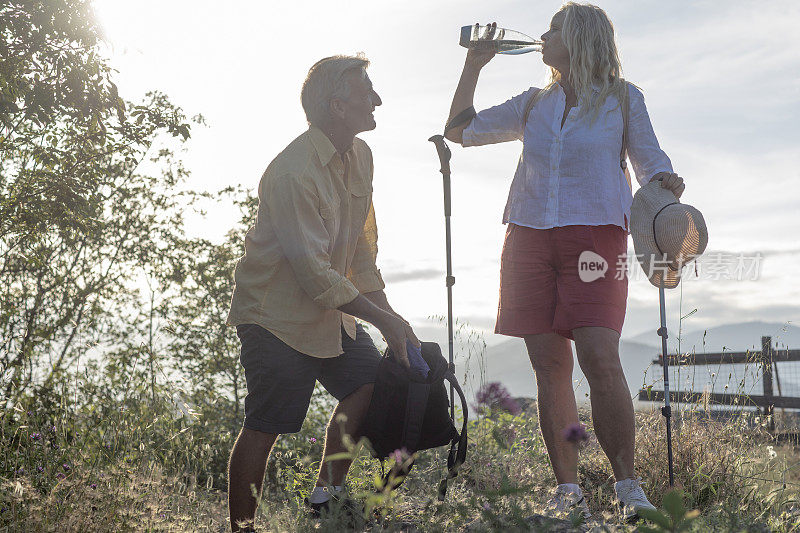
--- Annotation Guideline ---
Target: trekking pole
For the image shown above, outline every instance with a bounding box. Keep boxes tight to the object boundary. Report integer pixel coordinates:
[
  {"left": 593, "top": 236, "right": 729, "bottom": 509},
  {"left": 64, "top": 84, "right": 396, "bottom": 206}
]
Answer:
[
  {"left": 657, "top": 279, "right": 675, "bottom": 486},
  {"left": 428, "top": 134, "right": 456, "bottom": 422}
]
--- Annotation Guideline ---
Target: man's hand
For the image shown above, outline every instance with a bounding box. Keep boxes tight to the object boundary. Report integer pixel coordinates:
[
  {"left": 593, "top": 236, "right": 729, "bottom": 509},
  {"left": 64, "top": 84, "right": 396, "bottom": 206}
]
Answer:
[
  {"left": 651, "top": 172, "right": 685, "bottom": 199},
  {"left": 375, "top": 314, "right": 418, "bottom": 368},
  {"left": 338, "top": 292, "right": 419, "bottom": 368}
]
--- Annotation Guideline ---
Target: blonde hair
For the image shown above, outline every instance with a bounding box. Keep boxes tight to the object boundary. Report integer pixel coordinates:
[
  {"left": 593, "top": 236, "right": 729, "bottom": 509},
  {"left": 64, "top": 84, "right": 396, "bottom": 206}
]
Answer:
[
  {"left": 533, "top": 2, "right": 628, "bottom": 124},
  {"left": 301, "top": 54, "right": 369, "bottom": 126}
]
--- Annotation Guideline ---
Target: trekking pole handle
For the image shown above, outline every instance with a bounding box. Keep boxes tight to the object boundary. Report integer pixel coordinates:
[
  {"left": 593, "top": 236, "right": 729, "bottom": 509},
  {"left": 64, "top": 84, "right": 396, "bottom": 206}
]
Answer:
[
  {"left": 429, "top": 135, "right": 452, "bottom": 217},
  {"left": 428, "top": 134, "right": 451, "bottom": 174}
]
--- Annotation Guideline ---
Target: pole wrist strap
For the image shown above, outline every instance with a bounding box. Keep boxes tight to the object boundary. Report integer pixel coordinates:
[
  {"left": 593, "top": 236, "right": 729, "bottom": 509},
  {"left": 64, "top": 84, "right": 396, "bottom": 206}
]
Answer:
[{"left": 445, "top": 106, "right": 476, "bottom": 133}]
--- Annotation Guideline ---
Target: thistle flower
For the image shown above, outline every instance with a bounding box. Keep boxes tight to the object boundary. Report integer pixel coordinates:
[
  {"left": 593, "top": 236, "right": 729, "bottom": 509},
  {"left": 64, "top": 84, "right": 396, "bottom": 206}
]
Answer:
[
  {"left": 563, "top": 423, "right": 589, "bottom": 444},
  {"left": 473, "top": 382, "right": 522, "bottom": 415},
  {"left": 390, "top": 447, "right": 410, "bottom": 464}
]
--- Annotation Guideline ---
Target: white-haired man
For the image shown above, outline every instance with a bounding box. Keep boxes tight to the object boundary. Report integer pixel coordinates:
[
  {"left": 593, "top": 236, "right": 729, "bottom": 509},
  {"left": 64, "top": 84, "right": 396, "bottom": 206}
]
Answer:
[{"left": 226, "top": 55, "right": 418, "bottom": 532}]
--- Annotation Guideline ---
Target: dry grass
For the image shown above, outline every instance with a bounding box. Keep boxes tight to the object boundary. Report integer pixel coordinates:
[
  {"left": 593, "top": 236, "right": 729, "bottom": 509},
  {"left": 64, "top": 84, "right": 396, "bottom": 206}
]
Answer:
[{"left": 3, "top": 384, "right": 800, "bottom": 532}]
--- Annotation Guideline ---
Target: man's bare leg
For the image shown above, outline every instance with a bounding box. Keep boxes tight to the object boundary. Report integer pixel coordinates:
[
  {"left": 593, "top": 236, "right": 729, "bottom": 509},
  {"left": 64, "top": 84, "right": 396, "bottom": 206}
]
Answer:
[
  {"left": 316, "top": 383, "right": 374, "bottom": 488},
  {"left": 228, "top": 428, "right": 279, "bottom": 532},
  {"left": 524, "top": 332, "right": 580, "bottom": 484},
  {"left": 572, "top": 326, "right": 635, "bottom": 481}
]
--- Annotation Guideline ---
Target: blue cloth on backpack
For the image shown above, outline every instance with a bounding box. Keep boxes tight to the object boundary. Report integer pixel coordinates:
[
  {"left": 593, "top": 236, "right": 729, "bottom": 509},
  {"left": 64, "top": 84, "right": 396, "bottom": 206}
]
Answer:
[{"left": 407, "top": 340, "right": 429, "bottom": 379}]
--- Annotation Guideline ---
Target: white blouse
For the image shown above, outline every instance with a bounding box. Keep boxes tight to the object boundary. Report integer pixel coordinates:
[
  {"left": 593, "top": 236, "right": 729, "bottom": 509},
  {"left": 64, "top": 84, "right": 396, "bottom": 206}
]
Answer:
[{"left": 462, "top": 83, "right": 673, "bottom": 234}]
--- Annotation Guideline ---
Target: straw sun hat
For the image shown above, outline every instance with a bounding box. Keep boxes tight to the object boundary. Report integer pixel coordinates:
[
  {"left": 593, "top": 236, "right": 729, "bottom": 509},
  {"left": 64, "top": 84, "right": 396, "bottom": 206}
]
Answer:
[{"left": 630, "top": 180, "right": 708, "bottom": 289}]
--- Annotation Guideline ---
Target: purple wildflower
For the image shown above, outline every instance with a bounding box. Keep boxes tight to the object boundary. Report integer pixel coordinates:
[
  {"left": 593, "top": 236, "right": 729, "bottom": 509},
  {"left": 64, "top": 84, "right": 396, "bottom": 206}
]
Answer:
[
  {"left": 62, "top": 463, "right": 70, "bottom": 472},
  {"left": 30, "top": 432, "right": 41, "bottom": 441},
  {"left": 37, "top": 466, "right": 44, "bottom": 473},
  {"left": 473, "top": 382, "right": 522, "bottom": 415},
  {"left": 563, "top": 423, "right": 589, "bottom": 443},
  {"left": 389, "top": 447, "right": 410, "bottom": 464},
  {"left": 56, "top": 473, "right": 66, "bottom": 480},
  {"left": 16, "top": 468, "right": 24, "bottom": 475},
  {"left": 90, "top": 483, "right": 97, "bottom": 489},
  {"left": 309, "top": 437, "right": 317, "bottom": 444},
  {"left": 26, "top": 411, "right": 32, "bottom": 417}
]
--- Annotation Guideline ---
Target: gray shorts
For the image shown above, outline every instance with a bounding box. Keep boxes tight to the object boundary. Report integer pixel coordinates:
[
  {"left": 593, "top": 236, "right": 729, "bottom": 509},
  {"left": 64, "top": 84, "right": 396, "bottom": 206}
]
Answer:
[{"left": 236, "top": 323, "right": 381, "bottom": 434}]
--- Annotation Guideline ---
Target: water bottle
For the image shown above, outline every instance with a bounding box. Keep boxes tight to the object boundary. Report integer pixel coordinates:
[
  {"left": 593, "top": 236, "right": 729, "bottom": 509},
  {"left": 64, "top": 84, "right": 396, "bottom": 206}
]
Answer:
[{"left": 459, "top": 24, "right": 543, "bottom": 55}]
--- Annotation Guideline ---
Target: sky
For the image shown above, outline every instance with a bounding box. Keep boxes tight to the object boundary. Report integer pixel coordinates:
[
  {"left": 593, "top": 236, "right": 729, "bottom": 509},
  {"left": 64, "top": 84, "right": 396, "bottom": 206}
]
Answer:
[{"left": 93, "top": 0, "right": 800, "bottom": 351}]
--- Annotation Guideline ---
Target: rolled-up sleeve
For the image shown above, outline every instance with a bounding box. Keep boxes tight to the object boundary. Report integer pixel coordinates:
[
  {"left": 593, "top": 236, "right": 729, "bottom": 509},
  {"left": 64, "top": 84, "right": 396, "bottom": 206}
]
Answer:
[
  {"left": 265, "top": 173, "right": 359, "bottom": 309},
  {"left": 626, "top": 85, "right": 674, "bottom": 186},
  {"left": 347, "top": 201, "right": 385, "bottom": 293},
  {"left": 462, "top": 87, "right": 538, "bottom": 147}
]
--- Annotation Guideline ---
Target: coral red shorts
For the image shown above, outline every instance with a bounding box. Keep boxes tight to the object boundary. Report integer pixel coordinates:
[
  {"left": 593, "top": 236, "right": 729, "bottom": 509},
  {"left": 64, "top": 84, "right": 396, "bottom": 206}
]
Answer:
[{"left": 495, "top": 223, "right": 629, "bottom": 340}]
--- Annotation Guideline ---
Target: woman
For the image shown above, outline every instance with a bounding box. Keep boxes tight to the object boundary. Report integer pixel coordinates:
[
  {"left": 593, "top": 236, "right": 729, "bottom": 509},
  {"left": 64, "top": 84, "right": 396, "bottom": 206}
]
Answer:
[{"left": 445, "top": 3, "right": 685, "bottom": 522}]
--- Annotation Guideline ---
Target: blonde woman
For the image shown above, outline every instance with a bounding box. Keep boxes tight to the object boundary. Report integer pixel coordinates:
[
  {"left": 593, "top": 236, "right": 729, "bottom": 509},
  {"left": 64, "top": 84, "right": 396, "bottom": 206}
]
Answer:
[{"left": 445, "top": 3, "right": 685, "bottom": 522}]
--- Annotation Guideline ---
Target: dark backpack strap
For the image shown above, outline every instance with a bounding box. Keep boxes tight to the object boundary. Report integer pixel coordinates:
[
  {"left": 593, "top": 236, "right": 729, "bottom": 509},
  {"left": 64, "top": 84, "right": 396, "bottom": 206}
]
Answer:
[
  {"left": 375, "top": 381, "right": 429, "bottom": 493},
  {"left": 522, "top": 87, "right": 541, "bottom": 124},
  {"left": 620, "top": 80, "right": 632, "bottom": 192},
  {"left": 402, "top": 382, "right": 431, "bottom": 452},
  {"left": 438, "top": 371, "right": 470, "bottom": 501}
]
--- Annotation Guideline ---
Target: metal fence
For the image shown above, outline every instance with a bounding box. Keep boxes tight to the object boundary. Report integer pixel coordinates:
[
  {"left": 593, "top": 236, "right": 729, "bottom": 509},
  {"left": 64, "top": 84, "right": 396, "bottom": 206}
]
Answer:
[{"left": 638, "top": 335, "right": 800, "bottom": 434}]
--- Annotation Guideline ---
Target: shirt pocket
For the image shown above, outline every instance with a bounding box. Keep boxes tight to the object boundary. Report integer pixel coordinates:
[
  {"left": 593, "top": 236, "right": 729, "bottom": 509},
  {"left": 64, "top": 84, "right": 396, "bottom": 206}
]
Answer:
[
  {"left": 349, "top": 176, "right": 372, "bottom": 220},
  {"left": 318, "top": 196, "right": 340, "bottom": 243}
]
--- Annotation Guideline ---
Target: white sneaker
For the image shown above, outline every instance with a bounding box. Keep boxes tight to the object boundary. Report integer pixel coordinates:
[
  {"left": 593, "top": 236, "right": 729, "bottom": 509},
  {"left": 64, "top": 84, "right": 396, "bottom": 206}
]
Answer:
[
  {"left": 545, "top": 484, "right": 592, "bottom": 521},
  {"left": 615, "top": 477, "right": 656, "bottom": 522}
]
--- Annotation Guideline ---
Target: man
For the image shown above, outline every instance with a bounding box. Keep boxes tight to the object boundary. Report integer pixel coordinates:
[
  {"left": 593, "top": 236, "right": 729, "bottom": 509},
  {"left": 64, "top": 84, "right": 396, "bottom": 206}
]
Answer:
[{"left": 225, "top": 54, "right": 418, "bottom": 532}]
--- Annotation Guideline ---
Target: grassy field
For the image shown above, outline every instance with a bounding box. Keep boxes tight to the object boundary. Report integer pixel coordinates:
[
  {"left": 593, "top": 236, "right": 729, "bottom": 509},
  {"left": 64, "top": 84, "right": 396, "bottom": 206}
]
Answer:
[{"left": 3, "top": 376, "right": 800, "bottom": 533}]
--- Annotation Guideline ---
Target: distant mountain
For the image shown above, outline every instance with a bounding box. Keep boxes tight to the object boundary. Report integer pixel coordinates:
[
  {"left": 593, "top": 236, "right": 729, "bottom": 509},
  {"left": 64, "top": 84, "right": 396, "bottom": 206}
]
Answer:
[
  {"left": 382, "top": 320, "right": 800, "bottom": 409},
  {"left": 457, "top": 337, "right": 661, "bottom": 406},
  {"left": 626, "top": 321, "right": 800, "bottom": 354}
]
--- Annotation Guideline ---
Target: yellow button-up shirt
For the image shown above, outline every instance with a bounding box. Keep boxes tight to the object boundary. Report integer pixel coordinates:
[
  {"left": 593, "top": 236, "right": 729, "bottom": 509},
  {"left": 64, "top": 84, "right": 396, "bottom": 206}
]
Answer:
[{"left": 226, "top": 127, "right": 385, "bottom": 358}]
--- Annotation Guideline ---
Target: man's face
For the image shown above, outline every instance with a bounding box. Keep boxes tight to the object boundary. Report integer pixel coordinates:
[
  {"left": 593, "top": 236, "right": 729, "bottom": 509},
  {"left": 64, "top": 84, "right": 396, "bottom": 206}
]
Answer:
[{"left": 334, "top": 70, "right": 382, "bottom": 134}]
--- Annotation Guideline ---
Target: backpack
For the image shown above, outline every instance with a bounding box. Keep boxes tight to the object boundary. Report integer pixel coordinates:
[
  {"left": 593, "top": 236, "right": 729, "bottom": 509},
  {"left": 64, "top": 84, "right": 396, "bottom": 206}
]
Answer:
[{"left": 362, "top": 341, "right": 468, "bottom": 500}]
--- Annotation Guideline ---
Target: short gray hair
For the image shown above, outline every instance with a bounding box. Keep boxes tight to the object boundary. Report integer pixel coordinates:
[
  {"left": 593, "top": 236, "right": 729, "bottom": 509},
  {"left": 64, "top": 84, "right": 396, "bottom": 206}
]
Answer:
[{"left": 301, "top": 54, "right": 370, "bottom": 126}]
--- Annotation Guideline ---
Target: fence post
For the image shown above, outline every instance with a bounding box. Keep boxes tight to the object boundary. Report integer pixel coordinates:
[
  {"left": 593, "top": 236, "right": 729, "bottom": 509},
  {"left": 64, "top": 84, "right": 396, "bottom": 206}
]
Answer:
[{"left": 762, "top": 336, "right": 774, "bottom": 432}]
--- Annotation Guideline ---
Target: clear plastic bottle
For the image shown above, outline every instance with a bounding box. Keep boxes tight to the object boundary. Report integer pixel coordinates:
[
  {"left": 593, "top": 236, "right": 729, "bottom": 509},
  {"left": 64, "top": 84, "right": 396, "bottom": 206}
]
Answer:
[{"left": 459, "top": 24, "right": 543, "bottom": 55}]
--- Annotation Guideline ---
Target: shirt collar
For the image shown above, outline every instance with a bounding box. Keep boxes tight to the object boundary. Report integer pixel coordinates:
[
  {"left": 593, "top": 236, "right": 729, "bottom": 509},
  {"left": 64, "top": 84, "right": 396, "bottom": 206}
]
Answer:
[
  {"left": 308, "top": 126, "right": 338, "bottom": 167},
  {"left": 557, "top": 81, "right": 602, "bottom": 94}
]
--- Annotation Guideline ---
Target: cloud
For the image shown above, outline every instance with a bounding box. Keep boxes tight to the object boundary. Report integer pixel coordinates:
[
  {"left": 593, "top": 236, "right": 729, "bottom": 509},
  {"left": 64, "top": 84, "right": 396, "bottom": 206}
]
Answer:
[{"left": 382, "top": 268, "right": 443, "bottom": 283}]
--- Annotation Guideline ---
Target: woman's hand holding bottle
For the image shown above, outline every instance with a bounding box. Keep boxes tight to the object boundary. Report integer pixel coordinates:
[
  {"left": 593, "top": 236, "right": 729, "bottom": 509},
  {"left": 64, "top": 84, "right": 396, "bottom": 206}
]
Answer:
[{"left": 465, "top": 22, "right": 497, "bottom": 71}]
